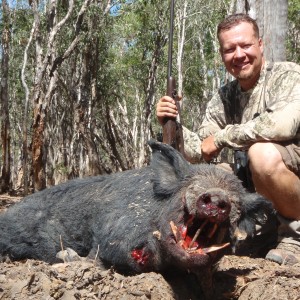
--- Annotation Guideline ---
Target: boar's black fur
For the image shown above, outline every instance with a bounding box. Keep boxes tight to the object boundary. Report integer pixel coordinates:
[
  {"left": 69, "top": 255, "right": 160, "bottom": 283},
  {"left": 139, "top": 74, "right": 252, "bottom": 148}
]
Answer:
[{"left": 0, "top": 140, "right": 277, "bottom": 298}]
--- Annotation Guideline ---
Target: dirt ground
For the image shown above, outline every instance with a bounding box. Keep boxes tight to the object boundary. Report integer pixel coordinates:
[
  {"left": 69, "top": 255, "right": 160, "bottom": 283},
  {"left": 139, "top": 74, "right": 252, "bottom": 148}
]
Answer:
[{"left": 1, "top": 194, "right": 300, "bottom": 300}]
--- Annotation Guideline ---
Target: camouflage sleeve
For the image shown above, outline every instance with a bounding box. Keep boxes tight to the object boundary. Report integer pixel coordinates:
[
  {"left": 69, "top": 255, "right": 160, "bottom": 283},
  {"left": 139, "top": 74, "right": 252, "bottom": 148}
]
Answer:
[
  {"left": 198, "top": 92, "right": 227, "bottom": 139},
  {"left": 214, "top": 69, "right": 300, "bottom": 149},
  {"left": 182, "top": 92, "right": 227, "bottom": 163},
  {"left": 182, "top": 126, "right": 202, "bottom": 163}
]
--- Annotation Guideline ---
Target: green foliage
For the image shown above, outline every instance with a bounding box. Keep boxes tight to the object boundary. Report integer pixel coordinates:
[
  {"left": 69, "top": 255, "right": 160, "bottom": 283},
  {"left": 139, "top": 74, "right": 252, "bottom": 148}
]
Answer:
[
  {"left": 104, "top": 1, "right": 168, "bottom": 112},
  {"left": 287, "top": 0, "right": 300, "bottom": 63}
]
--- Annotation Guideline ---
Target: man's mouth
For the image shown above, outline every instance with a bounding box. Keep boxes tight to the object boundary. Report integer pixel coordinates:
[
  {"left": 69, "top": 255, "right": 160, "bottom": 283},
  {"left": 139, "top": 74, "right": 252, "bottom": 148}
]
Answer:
[{"left": 234, "top": 62, "right": 250, "bottom": 70}]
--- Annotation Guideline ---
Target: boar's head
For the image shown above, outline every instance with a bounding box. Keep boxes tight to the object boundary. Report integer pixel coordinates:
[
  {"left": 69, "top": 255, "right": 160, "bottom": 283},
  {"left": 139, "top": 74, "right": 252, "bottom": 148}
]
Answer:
[{"left": 148, "top": 140, "right": 276, "bottom": 270}]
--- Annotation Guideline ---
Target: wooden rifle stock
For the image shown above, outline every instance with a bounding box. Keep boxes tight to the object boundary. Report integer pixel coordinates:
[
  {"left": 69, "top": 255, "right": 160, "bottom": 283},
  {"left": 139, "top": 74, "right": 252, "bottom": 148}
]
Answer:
[
  {"left": 163, "top": 0, "right": 184, "bottom": 156},
  {"left": 163, "top": 77, "right": 184, "bottom": 155}
]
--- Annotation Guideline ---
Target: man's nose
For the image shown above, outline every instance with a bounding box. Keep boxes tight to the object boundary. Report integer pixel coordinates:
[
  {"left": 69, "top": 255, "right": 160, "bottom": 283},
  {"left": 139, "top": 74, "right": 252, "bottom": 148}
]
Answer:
[{"left": 234, "top": 46, "right": 246, "bottom": 58}]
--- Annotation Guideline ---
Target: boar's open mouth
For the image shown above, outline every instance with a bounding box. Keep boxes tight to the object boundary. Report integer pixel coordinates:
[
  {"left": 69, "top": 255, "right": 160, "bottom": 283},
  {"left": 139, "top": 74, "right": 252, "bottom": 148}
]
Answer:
[
  {"left": 169, "top": 215, "right": 230, "bottom": 258},
  {"left": 167, "top": 188, "right": 232, "bottom": 257}
]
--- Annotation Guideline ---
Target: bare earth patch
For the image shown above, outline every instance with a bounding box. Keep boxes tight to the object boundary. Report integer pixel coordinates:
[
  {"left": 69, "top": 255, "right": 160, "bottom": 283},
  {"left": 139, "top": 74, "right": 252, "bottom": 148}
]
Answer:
[
  {"left": 0, "top": 194, "right": 22, "bottom": 213},
  {"left": 1, "top": 194, "right": 300, "bottom": 300}
]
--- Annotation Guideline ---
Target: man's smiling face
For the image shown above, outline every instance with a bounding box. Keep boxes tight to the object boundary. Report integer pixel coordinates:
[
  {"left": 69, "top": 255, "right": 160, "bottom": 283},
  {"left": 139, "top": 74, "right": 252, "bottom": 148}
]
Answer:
[{"left": 219, "top": 22, "right": 264, "bottom": 91}]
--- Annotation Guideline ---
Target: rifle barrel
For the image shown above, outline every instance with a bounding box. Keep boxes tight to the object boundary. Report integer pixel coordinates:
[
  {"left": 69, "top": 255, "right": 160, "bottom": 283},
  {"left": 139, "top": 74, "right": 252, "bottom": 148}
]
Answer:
[
  {"left": 163, "top": 0, "right": 185, "bottom": 156},
  {"left": 167, "top": 0, "right": 175, "bottom": 79}
]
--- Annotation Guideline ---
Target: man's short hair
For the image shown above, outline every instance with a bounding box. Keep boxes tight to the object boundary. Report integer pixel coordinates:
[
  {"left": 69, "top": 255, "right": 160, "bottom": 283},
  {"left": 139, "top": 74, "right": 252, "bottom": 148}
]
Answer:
[{"left": 217, "top": 13, "right": 260, "bottom": 39}]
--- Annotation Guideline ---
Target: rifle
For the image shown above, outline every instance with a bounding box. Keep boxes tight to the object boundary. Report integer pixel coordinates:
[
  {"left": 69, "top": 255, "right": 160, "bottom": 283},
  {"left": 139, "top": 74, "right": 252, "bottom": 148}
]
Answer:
[{"left": 162, "top": 0, "right": 185, "bottom": 156}]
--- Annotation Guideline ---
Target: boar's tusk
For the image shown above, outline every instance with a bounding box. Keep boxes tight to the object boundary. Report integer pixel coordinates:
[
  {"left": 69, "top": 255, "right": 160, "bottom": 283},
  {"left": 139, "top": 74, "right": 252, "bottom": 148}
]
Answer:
[
  {"left": 188, "top": 219, "right": 209, "bottom": 248},
  {"left": 202, "top": 242, "right": 230, "bottom": 253},
  {"left": 170, "top": 221, "right": 179, "bottom": 242},
  {"left": 207, "top": 223, "right": 218, "bottom": 239}
]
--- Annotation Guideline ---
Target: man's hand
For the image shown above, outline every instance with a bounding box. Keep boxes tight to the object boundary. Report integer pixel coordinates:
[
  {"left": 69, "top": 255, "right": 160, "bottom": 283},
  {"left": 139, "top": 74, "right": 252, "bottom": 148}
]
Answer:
[
  {"left": 156, "top": 95, "right": 181, "bottom": 125},
  {"left": 201, "top": 135, "right": 221, "bottom": 162}
]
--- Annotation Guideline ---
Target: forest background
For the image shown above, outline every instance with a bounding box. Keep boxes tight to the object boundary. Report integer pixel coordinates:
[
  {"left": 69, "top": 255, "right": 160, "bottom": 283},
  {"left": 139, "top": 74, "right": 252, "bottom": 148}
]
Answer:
[{"left": 0, "top": 0, "right": 299, "bottom": 194}]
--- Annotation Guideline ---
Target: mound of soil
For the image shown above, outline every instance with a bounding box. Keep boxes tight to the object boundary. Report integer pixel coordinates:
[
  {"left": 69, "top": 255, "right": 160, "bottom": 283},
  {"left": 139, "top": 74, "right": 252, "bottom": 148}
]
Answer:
[{"left": 1, "top": 194, "right": 300, "bottom": 299}]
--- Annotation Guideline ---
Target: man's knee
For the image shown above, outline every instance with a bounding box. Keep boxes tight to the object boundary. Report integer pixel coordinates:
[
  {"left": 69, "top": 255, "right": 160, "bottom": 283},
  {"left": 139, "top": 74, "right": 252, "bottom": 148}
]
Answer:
[{"left": 248, "top": 142, "right": 283, "bottom": 175}]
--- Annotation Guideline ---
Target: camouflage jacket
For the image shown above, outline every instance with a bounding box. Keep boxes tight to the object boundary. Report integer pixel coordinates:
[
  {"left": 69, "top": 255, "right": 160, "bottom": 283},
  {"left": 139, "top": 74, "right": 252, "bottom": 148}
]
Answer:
[{"left": 183, "top": 61, "right": 300, "bottom": 163}]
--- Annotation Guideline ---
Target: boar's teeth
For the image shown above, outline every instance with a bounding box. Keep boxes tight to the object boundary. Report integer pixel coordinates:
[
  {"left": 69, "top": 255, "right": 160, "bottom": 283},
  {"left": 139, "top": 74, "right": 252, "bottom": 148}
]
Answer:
[
  {"left": 202, "top": 242, "right": 230, "bottom": 253},
  {"left": 169, "top": 221, "right": 179, "bottom": 242},
  {"left": 153, "top": 230, "right": 161, "bottom": 240},
  {"left": 188, "top": 219, "right": 209, "bottom": 248},
  {"left": 186, "top": 247, "right": 198, "bottom": 253},
  {"left": 207, "top": 223, "right": 218, "bottom": 239},
  {"left": 215, "top": 227, "right": 227, "bottom": 244},
  {"left": 189, "top": 247, "right": 198, "bottom": 251}
]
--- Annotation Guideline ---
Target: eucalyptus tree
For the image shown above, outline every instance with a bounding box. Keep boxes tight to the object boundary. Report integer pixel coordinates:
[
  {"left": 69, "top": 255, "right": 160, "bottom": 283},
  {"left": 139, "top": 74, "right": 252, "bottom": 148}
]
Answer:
[
  {"left": 18, "top": 0, "right": 120, "bottom": 191},
  {"left": 1, "top": 1, "right": 37, "bottom": 193},
  {"left": 0, "top": 0, "right": 11, "bottom": 192},
  {"left": 172, "top": 0, "right": 231, "bottom": 131},
  {"left": 44, "top": 0, "right": 114, "bottom": 182},
  {"left": 94, "top": 0, "right": 170, "bottom": 170}
]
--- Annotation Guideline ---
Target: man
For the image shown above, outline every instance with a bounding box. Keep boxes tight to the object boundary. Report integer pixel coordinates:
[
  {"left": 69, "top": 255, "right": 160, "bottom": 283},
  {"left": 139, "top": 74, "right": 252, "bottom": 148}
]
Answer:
[{"left": 156, "top": 13, "right": 300, "bottom": 265}]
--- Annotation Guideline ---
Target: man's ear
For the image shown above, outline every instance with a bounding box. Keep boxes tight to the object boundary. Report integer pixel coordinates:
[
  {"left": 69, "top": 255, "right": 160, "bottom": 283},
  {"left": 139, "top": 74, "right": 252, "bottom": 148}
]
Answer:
[{"left": 258, "top": 37, "right": 264, "bottom": 54}]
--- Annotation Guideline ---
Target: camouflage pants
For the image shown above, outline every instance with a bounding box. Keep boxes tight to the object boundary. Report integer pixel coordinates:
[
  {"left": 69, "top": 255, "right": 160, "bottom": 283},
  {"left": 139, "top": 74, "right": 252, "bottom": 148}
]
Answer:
[{"left": 274, "top": 141, "right": 300, "bottom": 176}]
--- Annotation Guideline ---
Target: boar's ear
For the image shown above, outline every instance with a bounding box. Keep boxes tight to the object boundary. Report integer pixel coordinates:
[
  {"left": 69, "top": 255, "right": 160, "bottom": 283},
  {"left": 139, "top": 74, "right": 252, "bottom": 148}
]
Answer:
[
  {"left": 238, "top": 194, "right": 277, "bottom": 237},
  {"left": 233, "top": 194, "right": 278, "bottom": 256},
  {"left": 148, "top": 139, "right": 191, "bottom": 196}
]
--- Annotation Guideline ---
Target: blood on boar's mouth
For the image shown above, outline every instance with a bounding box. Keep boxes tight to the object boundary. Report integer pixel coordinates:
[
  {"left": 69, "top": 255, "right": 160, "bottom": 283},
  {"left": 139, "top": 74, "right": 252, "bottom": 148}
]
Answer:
[
  {"left": 169, "top": 189, "right": 232, "bottom": 256},
  {"left": 169, "top": 217, "right": 229, "bottom": 256}
]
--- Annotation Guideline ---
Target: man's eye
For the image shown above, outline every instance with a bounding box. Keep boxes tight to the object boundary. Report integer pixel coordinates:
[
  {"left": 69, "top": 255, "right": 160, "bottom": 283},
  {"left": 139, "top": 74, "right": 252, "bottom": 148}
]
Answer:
[
  {"left": 243, "top": 44, "right": 252, "bottom": 49},
  {"left": 223, "top": 48, "right": 234, "bottom": 54}
]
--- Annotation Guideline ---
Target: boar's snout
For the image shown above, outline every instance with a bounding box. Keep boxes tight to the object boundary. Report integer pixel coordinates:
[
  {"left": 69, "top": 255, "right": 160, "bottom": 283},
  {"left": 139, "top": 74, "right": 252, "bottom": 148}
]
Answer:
[{"left": 197, "top": 188, "right": 231, "bottom": 223}]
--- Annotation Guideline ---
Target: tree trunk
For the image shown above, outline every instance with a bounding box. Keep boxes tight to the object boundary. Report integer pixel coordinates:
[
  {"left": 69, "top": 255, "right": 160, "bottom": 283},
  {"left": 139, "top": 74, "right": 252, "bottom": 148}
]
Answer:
[
  {"left": 256, "top": 0, "right": 288, "bottom": 61},
  {"left": 21, "top": 5, "right": 39, "bottom": 195},
  {"left": 32, "top": 106, "right": 46, "bottom": 191},
  {"left": 30, "top": 0, "right": 92, "bottom": 189},
  {"left": 31, "top": 0, "right": 46, "bottom": 191},
  {"left": 75, "top": 46, "right": 101, "bottom": 176},
  {"left": 0, "top": 0, "right": 11, "bottom": 193},
  {"left": 235, "top": 0, "right": 288, "bottom": 61}
]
